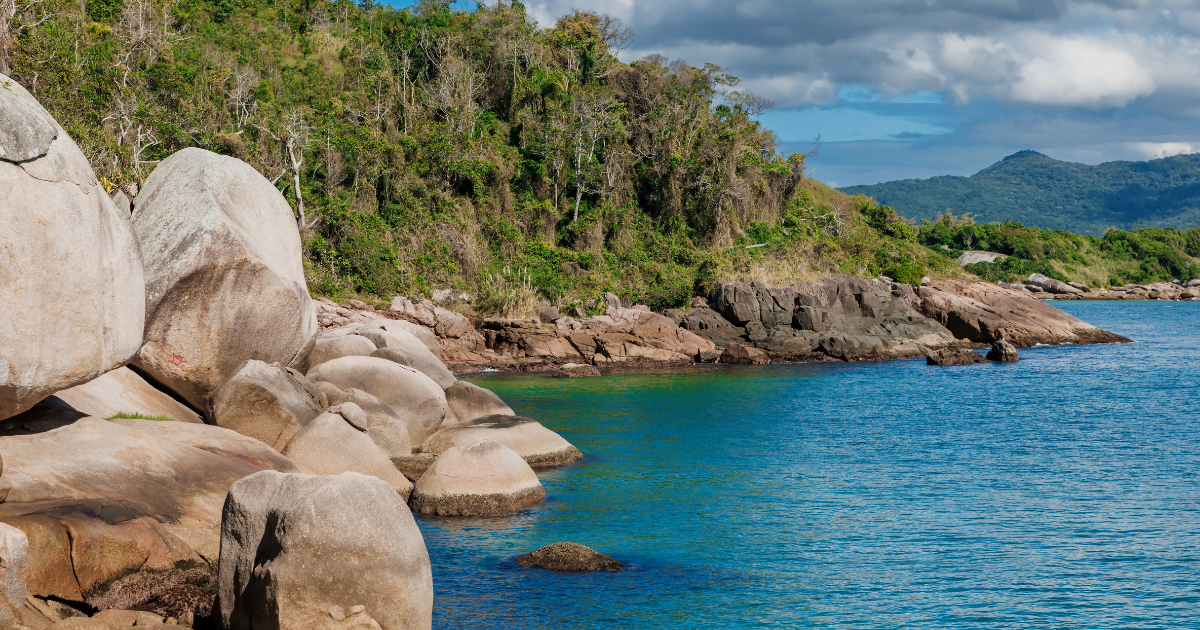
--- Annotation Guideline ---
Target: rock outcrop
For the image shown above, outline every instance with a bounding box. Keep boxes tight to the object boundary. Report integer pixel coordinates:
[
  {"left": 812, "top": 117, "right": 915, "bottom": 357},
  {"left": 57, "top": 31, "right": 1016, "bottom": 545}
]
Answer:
[
  {"left": 719, "top": 342, "right": 770, "bottom": 365},
  {"left": 216, "top": 471, "right": 432, "bottom": 630},
  {"left": 409, "top": 441, "right": 544, "bottom": 516},
  {"left": 926, "top": 348, "right": 986, "bottom": 366},
  {"left": 281, "top": 410, "right": 414, "bottom": 498},
  {"left": 696, "top": 278, "right": 957, "bottom": 361},
  {"left": 423, "top": 415, "right": 582, "bottom": 468},
  {"left": 52, "top": 367, "right": 202, "bottom": 423},
  {"left": 443, "top": 381, "right": 514, "bottom": 424},
  {"left": 0, "top": 73, "right": 145, "bottom": 420},
  {"left": 514, "top": 542, "right": 623, "bottom": 572},
  {"left": 131, "top": 148, "right": 317, "bottom": 409},
  {"left": 206, "top": 360, "right": 322, "bottom": 450},
  {"left": 0, "top": 417, "right": 296, "bottom": 617},
  {"left": 308, "top": 357, "right": 449, "bottom": 444},
  {"left": 916, "top": 280, "right": 1130, "bottom": 346},
  {"left": 1026, "top": 273, "right": 1082, "bottom": 295},
  {"left": 986, "top": 339, "right": 1020, "bottom": 363}
]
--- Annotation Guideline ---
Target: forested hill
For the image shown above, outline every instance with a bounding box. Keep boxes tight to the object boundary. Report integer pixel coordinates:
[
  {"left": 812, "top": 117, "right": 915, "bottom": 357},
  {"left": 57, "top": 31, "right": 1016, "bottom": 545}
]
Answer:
[
  {"left": 840, "top": 150, "right": 1200, "bottom": 235},
  {"left": 0, "top": 0, "right": 961, "bottom": 312}
]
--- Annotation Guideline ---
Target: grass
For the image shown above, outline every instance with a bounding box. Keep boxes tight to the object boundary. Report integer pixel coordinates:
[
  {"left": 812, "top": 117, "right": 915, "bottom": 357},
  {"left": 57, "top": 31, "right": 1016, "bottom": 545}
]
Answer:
[{"left": 108, "top": 412, "right": 176, "bottom": 422}]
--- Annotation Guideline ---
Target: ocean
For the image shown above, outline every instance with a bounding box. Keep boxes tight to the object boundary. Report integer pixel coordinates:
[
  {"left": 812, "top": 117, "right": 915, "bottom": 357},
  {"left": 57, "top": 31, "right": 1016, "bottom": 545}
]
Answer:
[{"left": 422, "top": 300, "right": 1200, "bottom": 628}]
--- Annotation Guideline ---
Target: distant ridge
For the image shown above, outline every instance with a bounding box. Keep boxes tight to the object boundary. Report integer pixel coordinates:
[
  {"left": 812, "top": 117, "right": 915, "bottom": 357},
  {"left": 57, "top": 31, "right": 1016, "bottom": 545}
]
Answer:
[{"left": 839, "top": 150, "right": 1200, "bottom": 235}]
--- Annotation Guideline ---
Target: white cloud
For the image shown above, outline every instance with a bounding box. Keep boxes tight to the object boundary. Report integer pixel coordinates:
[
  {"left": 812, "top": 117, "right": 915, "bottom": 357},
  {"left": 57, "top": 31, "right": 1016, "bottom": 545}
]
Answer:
[
  {"left": 1010, "top": 35, "right": 1156, "bottom": 107},
  {"left": 1128, "top": 141, "right": 1198, "bottom": 158}
]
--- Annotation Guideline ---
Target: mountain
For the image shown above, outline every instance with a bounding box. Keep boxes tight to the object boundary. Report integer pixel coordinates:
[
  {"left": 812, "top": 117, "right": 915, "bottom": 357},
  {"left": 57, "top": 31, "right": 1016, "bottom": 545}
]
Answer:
[{"left": 840, "top": 150, "right": 1200, "bottom": 235}]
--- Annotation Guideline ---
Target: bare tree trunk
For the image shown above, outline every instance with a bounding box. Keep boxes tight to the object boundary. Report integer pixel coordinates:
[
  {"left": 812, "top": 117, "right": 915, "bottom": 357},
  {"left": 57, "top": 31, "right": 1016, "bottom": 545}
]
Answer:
[
  {"left": 287, "top": 137, "right": 305, "bottom": 227},
  {"left": 0, "top": 0, "right": 15, "bottom": 74}
]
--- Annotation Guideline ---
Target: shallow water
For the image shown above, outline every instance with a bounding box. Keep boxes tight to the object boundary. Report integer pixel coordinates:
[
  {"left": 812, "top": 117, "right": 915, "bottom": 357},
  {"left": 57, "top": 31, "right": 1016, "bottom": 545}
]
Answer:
[{"left": 423, "top": 300, "right": 1200, "bottom": 629}]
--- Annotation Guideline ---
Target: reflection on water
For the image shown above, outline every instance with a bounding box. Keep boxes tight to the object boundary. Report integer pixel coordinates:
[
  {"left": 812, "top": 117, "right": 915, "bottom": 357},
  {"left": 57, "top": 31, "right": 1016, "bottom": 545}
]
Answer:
[{"left": 424, "top": 301, "right": 1200, "bottom": 629}]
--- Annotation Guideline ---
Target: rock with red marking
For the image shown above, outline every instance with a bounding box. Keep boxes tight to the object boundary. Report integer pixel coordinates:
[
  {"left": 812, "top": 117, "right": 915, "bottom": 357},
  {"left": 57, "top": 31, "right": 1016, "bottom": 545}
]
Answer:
[{"left": 130, "top": 148, "right": 317, "bottom": 409}]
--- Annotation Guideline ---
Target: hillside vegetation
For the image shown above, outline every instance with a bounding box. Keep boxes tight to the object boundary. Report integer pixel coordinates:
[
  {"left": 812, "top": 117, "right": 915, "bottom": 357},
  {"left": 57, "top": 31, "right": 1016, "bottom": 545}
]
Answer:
[
  {"left": 842, "top": 150, "right": 1200, "bottom": 236},
  {"left": 1, "top": 0, "right": 959, "bottom": 315},
  {"left": 915, "top": 213, "right": 1200, "bottom": 287}
]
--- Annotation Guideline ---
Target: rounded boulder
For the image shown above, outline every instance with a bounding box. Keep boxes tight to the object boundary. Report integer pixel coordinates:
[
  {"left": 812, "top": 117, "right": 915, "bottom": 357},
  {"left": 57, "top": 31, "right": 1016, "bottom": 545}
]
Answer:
[
  {"left": 409, "top": 441, "right": 544, "bottom": 516},
  {"left": 0, "top": 73, "right": 145, "bottom": 420},
  {"left": 131, "top": 147, "right": 317, "bottom": 409},
  {"left": 423, "top": 414, "right": 582, "bottom": 468},
  {"left": 308, "top": 356, "right": 448, "bottom": 443}
]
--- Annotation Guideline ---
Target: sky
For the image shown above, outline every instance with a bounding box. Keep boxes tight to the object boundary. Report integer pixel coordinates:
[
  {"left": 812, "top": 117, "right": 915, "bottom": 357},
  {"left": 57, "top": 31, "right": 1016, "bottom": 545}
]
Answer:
[{"left": 404, "top": 0, "right": 1200, "bottom": 187}]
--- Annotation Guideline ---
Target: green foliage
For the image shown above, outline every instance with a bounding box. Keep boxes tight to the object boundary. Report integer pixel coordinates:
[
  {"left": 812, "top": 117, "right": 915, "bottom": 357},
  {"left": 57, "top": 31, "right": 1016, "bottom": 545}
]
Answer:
[
  {"left": 917, "top": 212, "right": 1200, "bottom": 286},
  {"left": 108, "top": 412, "right": 175, "bottom": 421},
  {"left": 842, "top": 150, "right": 1200, "bottom": 235},
  {"left": 8, "top": 0, "right": 968, "bottom": 312}
]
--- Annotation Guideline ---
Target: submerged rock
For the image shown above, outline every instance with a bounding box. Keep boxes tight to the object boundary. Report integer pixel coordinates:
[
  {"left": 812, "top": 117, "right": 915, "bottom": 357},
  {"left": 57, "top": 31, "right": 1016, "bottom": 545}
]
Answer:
[
  {"left": 423, "top": 414, "right": 582, "bottom": 468},
  {"left": 552, "top": 364, "right": 602, "bottom": 378},
  {"left": 216, "top": 471, "right": 432, "bottom": 630},
  {"left": 986, "top": 339, "right": 1020, "bottom": 363},
  {"left": 131, "top": 147, "right": 317, "bottom": 409},
  {"left": 926, "top": 348, "right": 986, "bottom": 366},
  {"left": 409, "top": 441, "right": 544, "bottom": 517},
  {"left": 515, "top": 542, "right": 623, "bottom": 572},
  {"left": 0, "top": 72, "right": 145, "bottom": 421}
]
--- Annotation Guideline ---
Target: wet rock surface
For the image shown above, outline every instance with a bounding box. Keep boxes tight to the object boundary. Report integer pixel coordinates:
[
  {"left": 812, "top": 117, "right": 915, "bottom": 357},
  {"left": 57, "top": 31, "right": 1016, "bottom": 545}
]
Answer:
[
  {"left": 515, "top": 542, "right": 623, "bottom": 572},
  {"left": 986, "top": 339, "right": 1020, "bottom": 363},
  {"left": 926, "top": 348, "right": 987, "bottom": 366}
]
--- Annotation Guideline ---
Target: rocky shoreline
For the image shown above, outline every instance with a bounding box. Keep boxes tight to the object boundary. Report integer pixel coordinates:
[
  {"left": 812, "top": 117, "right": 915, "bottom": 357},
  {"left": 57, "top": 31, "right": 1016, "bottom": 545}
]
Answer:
[
  {"left": 312, "top": 274, "right": 1131, "bottom": 374},
  {"left": 1000, "top": 274, "right": 1200, "bottom": 301},
  {"left": 0, "top": 71, "right": 1134, "bottom": 629}
]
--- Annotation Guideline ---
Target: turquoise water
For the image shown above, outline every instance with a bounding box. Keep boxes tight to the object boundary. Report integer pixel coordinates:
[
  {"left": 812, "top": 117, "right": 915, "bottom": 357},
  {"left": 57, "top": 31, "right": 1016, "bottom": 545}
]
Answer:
[{"left": 422, "top": 301, "right": 1200, "bottom": 628}]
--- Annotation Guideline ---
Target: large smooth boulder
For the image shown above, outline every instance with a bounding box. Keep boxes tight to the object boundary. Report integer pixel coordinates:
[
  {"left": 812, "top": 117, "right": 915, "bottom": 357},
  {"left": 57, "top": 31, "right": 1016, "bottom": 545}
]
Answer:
[
  {"left": 1027, "top": 273, "right": 1082, "bottom": 295},
  {"left": 0, "top": 418, "right": 296, "bottom": 616},
  {"left": 307, "top": 357, "right": 448, "bottom": 444},
  {"left": 52, "top": 367, "right": 203, "bottom": 423},
  {"left": 207, "top": 360, "right": 322, "bottom": 450},
  {"left": 515, "top": 542, "right": 623, "bottom": 572},
  {"left": 409, "top": 441, "right": 544, "bottom": 516},
  {"left": 216, "top": 471, "right": 432, "bottom": 630},
  {"left": 281, "top": 410, "right": 413, "bottom": 498},
  {"left": 355, "top": 328, "right": 456, "bottom": 389},
  {"left": 131, "top": 148, "right": 317, "bottom": 409},
  {"left": 423, "top": 415, "right": 582, "bottom": 468},
  {"left": 443, "top": 381, "right": 514, "bottom": 424},
  {"left": 0, "top": 73, "right": 145, "bottom": 420}
]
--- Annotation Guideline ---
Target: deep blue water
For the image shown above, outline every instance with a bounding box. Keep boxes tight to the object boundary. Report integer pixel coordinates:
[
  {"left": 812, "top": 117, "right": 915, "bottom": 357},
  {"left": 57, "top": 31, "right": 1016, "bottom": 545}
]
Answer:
[{"left": 421, "top": 301, "right": 1200, "bottom": 629}]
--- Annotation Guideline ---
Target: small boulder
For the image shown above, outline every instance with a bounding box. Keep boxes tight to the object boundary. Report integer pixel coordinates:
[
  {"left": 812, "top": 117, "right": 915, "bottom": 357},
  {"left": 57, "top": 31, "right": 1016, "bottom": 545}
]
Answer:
[
  {"left": 538, "top": 306, "right": 560, "bottom": 323},
  {"left": 553, "top": 364, "right": 601, "bottom": 378},
  {"left": 281, "top": 411, "right": 413, "bottom": 498},
  {"left": 216, "top": 471, "right": 432, "bottom": 630},
  {"left": 131, "top": 148, "right": 317, "bottom": 409},
  {"left": 515, "top": 542, "right": 623, "bottom": 572},
  {"left": 719, "top": 342, "right": 770, "bottom": 365},
  {"left": 443, "top": 381, "right": 514, "bottom": 424},
  {"left": 409, "top": 441, "right": 544, "bottom": 516},
  {"left": 986, "top": 338, "right": 1020, "bottom": 363},
  {"left": 207, "top": 360, "right": 322, "bottom": 450},
  {"left": 354, "top": 327, "right": 456, "bottom": 389},
  {"left": 308, "top": 356, "right": 449, "bottom": 444},
  {"left": 926, "top": 348, "right": 986, "bottom": 366},
  {"left": 423, "top": 414, "right": 582, "bottom": 468}
]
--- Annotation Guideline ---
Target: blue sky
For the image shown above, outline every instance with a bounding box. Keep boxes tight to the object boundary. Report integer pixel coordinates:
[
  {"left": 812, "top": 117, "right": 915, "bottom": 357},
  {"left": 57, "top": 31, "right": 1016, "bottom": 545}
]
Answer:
[{"left": 391, "top": 1, "right": 1200, "bottom": 187}]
